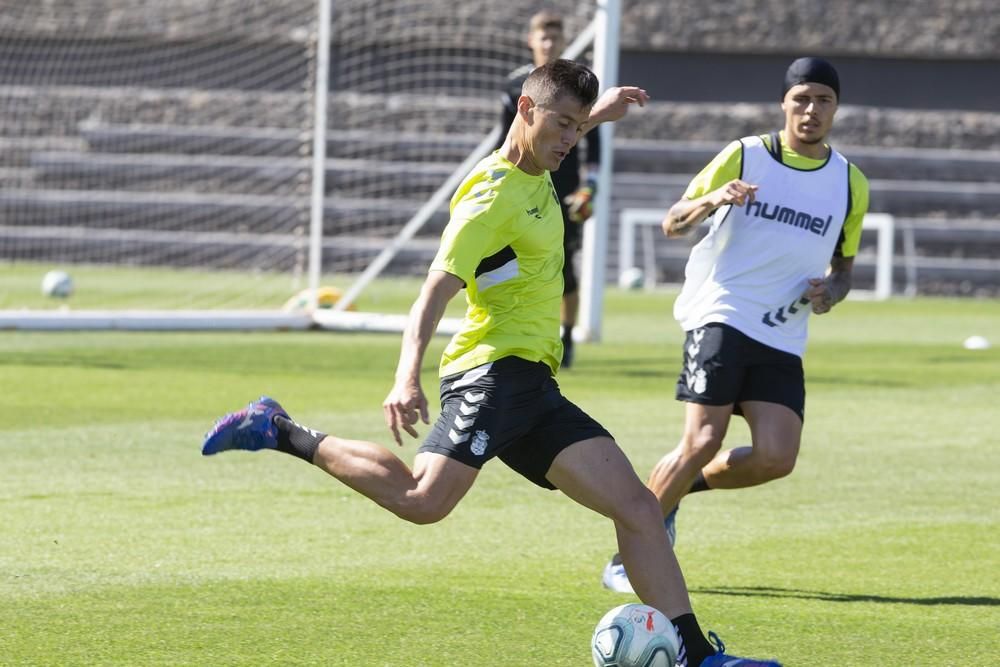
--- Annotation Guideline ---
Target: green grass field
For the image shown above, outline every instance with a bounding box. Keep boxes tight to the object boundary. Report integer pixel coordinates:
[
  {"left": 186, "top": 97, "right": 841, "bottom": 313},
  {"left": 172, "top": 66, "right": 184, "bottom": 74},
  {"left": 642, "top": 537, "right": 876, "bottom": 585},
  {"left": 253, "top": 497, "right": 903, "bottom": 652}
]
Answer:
[{"left": 2, "top": 283, "right": 998, "bottom": 666}]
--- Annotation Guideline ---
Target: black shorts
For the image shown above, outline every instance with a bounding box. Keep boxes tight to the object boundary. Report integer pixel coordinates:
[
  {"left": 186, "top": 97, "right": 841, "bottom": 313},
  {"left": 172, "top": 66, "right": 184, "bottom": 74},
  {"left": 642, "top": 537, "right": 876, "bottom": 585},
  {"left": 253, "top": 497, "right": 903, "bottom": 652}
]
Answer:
[
  {"left": 419, "top": 356, "right": 611, "bottom": 489},
  {"left": 674, "top": 323, "right": 805, "bottom": 421}
]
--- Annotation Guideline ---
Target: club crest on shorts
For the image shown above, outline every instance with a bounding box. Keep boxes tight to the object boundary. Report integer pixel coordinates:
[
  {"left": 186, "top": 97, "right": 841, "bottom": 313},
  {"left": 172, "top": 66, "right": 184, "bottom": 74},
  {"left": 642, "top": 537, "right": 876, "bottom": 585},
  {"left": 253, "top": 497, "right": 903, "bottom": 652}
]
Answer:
[
  {"left": 687, "top": 368, "right": 707, "bottom": 394},
  {"left": 470, "top": 429, "right": 490, "bottom": 456}
]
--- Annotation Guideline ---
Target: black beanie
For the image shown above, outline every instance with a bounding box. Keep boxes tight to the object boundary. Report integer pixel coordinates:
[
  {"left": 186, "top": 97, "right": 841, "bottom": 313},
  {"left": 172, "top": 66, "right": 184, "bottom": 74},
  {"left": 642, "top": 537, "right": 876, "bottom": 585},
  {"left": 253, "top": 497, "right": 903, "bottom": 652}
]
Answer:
[{"left": 782, "top": 57, "right": 840, "bottom": 100}]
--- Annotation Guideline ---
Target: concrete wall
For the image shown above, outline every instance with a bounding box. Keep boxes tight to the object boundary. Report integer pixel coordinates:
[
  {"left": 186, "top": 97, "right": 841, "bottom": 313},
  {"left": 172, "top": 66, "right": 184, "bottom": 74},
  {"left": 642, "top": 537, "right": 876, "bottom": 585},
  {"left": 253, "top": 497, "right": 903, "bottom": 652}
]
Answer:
[
  {"left": 2, "top": 1, "right": 997, "bottom": 145},
  {"left": 0, "top": 0, "right": 315, "bottom": 40},
  {"left": 7, "top": 1, "right": 996, "bottom": 59},
  {"left": 621, "top": 0, "right": 999, "bottom": 58},
  {"left": 618, "top": 103, "right": 1000, "bottom": 151}
]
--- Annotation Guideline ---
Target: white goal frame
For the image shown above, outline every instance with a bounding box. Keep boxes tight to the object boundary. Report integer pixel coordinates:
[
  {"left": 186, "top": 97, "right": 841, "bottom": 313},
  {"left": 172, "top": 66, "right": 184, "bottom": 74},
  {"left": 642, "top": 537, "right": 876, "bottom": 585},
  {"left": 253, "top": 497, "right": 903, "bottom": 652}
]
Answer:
[
  {"left": 3, "top": 0, "right": 619, "bottom": 334},
  {"left": 3, "top": 0, "right": 335, "bottom": 332},
  {"left": 617, "top": 208, "right": 898, "bottom": 301},
  {"left": 575, "top": 0, "right": 620, "bottom": 343}
]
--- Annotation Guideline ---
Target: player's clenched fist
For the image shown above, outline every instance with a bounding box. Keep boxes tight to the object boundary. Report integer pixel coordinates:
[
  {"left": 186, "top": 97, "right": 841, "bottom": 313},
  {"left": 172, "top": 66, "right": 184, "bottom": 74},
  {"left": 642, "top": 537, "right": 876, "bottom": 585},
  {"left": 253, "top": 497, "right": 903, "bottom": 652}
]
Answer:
[
  {"left": 588, "top": 86, "right": 649, "bottom": 125},
  {"left": 713, "top": 180, "right": 758, "bottom": 208}
]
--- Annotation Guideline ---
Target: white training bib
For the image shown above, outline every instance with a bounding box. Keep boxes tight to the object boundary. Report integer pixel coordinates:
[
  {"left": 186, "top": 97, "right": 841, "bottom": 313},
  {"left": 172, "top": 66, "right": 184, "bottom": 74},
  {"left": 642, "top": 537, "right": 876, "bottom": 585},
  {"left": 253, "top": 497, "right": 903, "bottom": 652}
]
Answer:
[{"left": 674, "top": 135, "right": 851, "bottom": 357}]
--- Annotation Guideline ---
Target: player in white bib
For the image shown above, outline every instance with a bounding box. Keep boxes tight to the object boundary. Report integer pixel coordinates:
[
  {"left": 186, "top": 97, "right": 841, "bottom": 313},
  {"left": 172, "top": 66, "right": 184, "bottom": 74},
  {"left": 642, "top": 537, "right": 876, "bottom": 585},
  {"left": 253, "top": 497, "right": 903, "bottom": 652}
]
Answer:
[{"left": 603, "top": 57, "right": 870, "bottom": 594}]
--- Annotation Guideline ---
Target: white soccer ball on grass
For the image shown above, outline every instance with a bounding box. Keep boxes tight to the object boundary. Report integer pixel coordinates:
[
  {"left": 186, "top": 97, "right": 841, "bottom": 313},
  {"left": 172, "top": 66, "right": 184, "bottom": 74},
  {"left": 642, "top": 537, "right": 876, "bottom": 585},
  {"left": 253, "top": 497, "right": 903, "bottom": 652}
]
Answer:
[
  {"left": 962, "top": 335, "right": 990, "bottom": 350},
  {"left": 41, "top": 270, "right": 74, "bottom": 298},
  {"left": 592, "top": 603, "right": 680, "bottom": 667},
  {"left": 618, "top": 267, "right": 645, "bottom": 290}
]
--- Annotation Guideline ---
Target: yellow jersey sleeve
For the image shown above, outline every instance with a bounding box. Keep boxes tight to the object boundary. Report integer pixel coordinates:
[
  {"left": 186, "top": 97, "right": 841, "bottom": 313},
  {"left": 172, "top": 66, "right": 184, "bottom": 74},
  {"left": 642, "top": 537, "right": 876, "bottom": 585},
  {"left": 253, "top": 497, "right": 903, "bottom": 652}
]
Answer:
[
  {"left": 836, "top": 164, "right": 870, "bottom": 258},
  {"left": 431, "top": 174, "right": 520, "bottom": 284}
]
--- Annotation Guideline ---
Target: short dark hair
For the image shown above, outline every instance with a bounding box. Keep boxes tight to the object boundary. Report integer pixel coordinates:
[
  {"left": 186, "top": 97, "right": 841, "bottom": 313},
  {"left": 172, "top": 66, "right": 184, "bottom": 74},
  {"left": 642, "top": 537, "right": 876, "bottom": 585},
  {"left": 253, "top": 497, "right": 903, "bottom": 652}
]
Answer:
[
  {"left": 529, "top": 10, "right": 563, "bottom": 33},
  {"left": 522, "top": 59, "right": 599, "bottom": 108}
]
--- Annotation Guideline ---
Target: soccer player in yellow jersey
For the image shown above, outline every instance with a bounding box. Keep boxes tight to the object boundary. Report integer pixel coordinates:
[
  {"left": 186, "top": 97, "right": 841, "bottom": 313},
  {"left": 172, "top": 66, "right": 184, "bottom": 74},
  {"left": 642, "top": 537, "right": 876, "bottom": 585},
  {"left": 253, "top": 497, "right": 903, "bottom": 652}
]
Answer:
[
  {"left": 602, "top": 58, "right": 870, "bottom": 597},
  {"left": 203, "top": 60, "right": 782, "bottom": 667},
  {"left": 496, "top": 10, "right": 603, "bottom": 368}
]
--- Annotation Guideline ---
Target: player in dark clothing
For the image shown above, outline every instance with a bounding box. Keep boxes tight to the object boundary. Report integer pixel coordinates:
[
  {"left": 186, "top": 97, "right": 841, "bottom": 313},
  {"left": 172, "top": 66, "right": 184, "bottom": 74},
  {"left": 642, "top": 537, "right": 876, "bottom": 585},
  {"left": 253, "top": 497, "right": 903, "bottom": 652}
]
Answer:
[{"left": 495, "top": 10, "right": 601, "bottom": 368}]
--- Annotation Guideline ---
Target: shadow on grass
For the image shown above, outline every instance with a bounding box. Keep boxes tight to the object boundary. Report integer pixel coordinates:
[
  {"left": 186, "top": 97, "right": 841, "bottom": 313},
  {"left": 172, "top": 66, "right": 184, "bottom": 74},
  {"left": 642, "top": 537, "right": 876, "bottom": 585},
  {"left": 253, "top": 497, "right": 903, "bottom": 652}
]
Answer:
[
  {"left": 694, "top": 585, "right": 999, "bottom": 607},
  {"left": 572, "top": 356, "right": 672, "bottom": 379},
  {"left": 0, "top": 354, "right": 130, "bottom": 370},
  {"left": 807, "top": 374, "right": 912, "bottom": 388}
]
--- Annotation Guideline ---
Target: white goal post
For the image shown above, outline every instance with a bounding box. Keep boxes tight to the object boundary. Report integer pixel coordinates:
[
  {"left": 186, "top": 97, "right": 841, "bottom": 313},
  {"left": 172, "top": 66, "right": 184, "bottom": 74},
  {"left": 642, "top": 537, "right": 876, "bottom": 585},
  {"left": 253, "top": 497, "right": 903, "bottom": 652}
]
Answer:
[
  {"left": 617, "top": 208, "right": 900, "bottom": 301},
  {"left": 575, "top": 0, "right": 621, "bottom": 343}
]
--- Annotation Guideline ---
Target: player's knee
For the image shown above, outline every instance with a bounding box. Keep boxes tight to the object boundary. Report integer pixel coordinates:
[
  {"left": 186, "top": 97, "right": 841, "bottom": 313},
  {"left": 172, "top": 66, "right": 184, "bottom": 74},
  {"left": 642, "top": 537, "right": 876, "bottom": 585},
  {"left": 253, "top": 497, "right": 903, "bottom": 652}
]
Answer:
[
  {"left": 769, "top": 454, "right": 797, "bottom": 480},
  {"left": 756, "top": 447, "right": 797, "bottom": 480},
  {"left": 612, "top": 484, "right": 662, "bottom": 534},
  {"left": 397, "top": 492, "right": 454, "bottom": 525},
  {"left": 682, "top": 430, "right": 724, "bottom": 465}
]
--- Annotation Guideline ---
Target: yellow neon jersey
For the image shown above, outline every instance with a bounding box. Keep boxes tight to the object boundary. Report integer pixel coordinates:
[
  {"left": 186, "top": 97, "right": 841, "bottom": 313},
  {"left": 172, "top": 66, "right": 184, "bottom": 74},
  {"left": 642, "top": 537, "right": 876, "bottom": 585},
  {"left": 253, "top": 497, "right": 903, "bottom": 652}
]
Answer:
[
  {"left": 430, "top": 152, "right": 565, "bottom": 377},
  {"left": 684, "top": 132, "right": 869, "bottom": 257}
]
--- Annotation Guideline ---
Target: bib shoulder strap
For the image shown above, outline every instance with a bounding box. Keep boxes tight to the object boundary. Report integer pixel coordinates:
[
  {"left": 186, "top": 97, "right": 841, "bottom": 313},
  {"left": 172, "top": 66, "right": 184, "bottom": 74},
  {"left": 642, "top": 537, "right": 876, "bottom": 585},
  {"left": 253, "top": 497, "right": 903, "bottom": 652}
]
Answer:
[{"left": 767, "top": 131, "right": 783, "bottom": 164}]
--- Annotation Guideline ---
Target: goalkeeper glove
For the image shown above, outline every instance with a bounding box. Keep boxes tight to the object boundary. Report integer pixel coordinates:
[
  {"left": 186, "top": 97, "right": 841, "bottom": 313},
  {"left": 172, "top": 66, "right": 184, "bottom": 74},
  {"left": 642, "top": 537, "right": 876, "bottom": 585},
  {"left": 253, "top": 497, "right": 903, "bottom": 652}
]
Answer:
[{"left": 564, "top": 177, "right": 597, "bottom": 223}]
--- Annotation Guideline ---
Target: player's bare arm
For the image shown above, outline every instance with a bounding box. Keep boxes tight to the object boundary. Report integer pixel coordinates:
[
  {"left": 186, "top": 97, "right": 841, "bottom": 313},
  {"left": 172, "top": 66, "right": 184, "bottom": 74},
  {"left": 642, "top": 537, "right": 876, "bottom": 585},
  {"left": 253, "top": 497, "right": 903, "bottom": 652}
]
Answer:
[
  {"left": 662, "top": 179, "right": 759, "bottom": 238},
  {"left": 583, "top": 86, "right": 648, "bottom": 131},
  {"left": 804, "top": 255, "right": 854, "bottom": 315},
  {"left": 384, "top": 270, "right": 464, "bottom": 445}
]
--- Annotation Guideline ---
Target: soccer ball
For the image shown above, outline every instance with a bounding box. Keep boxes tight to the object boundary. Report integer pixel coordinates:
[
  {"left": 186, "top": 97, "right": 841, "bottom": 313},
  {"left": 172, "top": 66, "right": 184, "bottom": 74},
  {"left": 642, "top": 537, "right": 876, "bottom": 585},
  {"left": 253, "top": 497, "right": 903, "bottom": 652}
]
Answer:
[
  {"left": 41, "top": 270, "right": 74, "bottom": 298},
  {"left": 592, "top": 603, "right": 680, "bottom": 667},
  {"left": 618, "top": 267, "right": 645, "bottom": 290},
  {"left": 282, "top": 285, "right": 354, "bottom": 312}
]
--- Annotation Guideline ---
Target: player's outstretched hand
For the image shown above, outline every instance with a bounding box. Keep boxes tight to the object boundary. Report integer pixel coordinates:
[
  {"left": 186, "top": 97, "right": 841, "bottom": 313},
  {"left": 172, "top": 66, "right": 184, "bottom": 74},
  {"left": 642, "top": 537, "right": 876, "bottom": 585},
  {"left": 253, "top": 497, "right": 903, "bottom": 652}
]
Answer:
[
  {"left": 803, "top": 277, "right": 835, "bottom": 315},
  {"left": 589, "top": 86, "right": 649, "bottom": 125},
  {"left": 383, "top": 379, "right": 429, "bottom": 446},
  {"left": 713, "top": 179, "right": 759, "bottom": 208}
]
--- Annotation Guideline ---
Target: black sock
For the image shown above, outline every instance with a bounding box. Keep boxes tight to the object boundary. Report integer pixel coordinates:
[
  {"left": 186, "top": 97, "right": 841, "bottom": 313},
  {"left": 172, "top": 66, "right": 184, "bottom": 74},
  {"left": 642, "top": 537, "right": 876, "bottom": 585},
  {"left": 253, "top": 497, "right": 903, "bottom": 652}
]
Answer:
[
  {"left": 273, "top": 415, "right": 326, "bottom": 463},
  {"left": 671, "top": 613, "right": 714, "bottom": 667},
  {"left": 689, "top": 472, "right": 711, "bottom": 494},
  {"left": 561, "top": 326, "right": 574, "bottom": 368},
  {"left": 561, "top": 327, "right": 574, "bottom": 351}
]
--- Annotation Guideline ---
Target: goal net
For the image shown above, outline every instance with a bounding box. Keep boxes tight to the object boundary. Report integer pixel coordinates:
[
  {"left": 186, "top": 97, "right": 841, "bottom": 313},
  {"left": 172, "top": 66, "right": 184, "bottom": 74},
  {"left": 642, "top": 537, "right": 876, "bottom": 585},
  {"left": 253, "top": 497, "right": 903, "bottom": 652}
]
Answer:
[
  {"left": 0, "top": 0, "right": 603, "bottom": 330},
  {"left": 0, "top": 1, "right": 323, "bottom": 325}
]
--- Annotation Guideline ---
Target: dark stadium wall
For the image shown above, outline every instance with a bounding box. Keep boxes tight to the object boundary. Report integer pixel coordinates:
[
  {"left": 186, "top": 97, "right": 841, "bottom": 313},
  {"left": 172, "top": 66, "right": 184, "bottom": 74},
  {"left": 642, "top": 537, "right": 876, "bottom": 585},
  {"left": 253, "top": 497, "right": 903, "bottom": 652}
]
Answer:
[
  {"left": 619, "top": 0, "right": 998, "bottom": 61},
  {"left": 619, "top": 52, "right": 1000, "bottom": 113}
]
